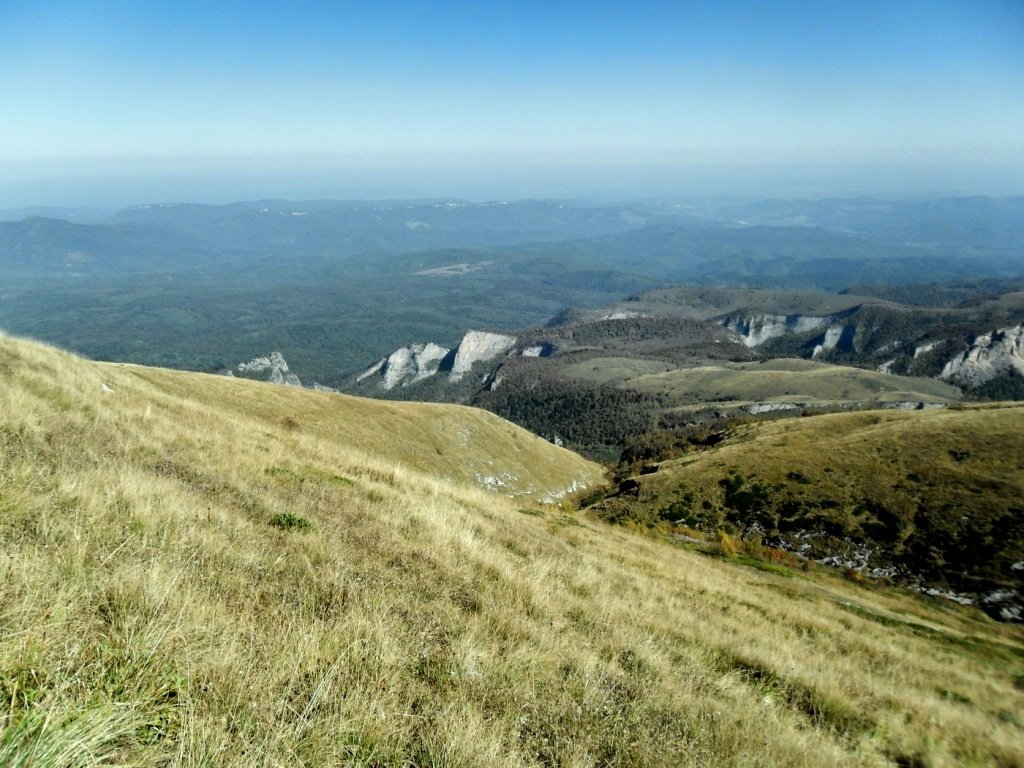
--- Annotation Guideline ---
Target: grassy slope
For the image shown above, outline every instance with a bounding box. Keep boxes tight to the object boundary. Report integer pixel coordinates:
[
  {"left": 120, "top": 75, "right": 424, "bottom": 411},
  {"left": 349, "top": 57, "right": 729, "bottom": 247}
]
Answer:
[
  {"left": 561, "top": 357, "right": 962, "bottom": 405},
  {"left": 1, "top": 335, "right": 1022, "bottom": 766},
  {"left": 593, "top": 405, "right": 1024, "bottom": 596},
  {"left": 121, "top": 364, "right": 602, "bottom": 501}
]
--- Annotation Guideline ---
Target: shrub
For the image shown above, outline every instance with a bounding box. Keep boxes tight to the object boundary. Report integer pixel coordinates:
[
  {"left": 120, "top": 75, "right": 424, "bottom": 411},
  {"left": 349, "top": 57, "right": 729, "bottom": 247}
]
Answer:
[
  {"left": 742, "top": 532, "right": 765, "bottom": 560},
  {"left": 715, "top": 530, "right": 739, "bottom": 557},
  {"left": 269, "top": 511, "right": 311, "bottom": 531}
]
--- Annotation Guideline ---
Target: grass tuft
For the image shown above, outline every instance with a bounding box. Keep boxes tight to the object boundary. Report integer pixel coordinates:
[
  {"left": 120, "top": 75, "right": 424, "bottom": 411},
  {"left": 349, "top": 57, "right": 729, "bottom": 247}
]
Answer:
[{"left": 268, "top": 511, "right": 313, "bottom": 530}]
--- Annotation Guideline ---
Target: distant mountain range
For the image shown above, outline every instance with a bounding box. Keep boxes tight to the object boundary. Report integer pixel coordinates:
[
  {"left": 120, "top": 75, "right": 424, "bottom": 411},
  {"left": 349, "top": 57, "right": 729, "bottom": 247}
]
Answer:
[{"left": 2, "top": 196, "right": 1023, "bottom": 384}]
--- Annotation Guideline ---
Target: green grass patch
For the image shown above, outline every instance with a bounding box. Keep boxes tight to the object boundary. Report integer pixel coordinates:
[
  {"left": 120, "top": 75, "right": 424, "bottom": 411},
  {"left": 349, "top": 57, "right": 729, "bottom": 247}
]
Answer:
[{"left": 269, "top": 511, "right": 312, "bottom": 531}]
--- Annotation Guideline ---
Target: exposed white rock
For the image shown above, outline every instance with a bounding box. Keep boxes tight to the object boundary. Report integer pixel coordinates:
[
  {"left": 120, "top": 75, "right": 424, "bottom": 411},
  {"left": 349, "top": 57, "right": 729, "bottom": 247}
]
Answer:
[
  {"left": 877, "top": 339, "right": 903, "bottom": 354},
  {"left": 876, "top": 359, "right": 897, "bottom": 375},
  {"left": 922, "top": 587, "right": 975, "bottom": 606},
  {"left": 237, "top": 352, "right": 302, "bottom": 387},
  {"left": 450, "top": 331, "right": 516, "bottom": 382},
  {"left": 370, "top": 343, "right": 451, "bottom": 390},
  {"left": 913, "top": 341, "right": 938, "bottom": 359},
  {"left": 939, "top": 324, "right": 1024, "bottom": 386},
  {"left": 474, "top": 471, "right": 520, "bottom": 493},
  {"left": 521, "top": 345, "right": 545, "bottom": 357},
  {"left": 987, "top": 593, "right": 1022, "bottom": 622},
  {"left": 540, "top": 478, "right": 590, "bottom": 504},
  {"left": 723, "top": 314, "right": 829, "bottom": 347},
  {"left": 357, "top": 358, "right": 386, "bottom": 383},
  {"left": 742, "top": 402, "right": 803, "bottom": 415},
  {"left": 881, "top": 401, "right": 946, "bottom": 411},
  {"left": 817, "top": 327, "right": 844, "bottom": 355},
  {"left": 359, "top": 330, "right": 516, "bottom": 389}
]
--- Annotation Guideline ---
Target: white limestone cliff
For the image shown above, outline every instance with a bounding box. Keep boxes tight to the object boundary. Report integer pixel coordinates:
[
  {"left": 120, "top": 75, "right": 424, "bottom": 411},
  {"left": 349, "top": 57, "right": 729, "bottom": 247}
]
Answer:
[
  {"left": 359, "top": 342, "right": 451, "bottom": 390},
  {"left": 450, "top": 331, "right": 517, "bottom": 382},
  {"left": 939, "top": 325, "right": 1024, "bottom": 387},
  {"left": 811, "top": 326, "right": 847, "bottom": 358},
  {"left": 359, "top": 330, "right": 519, "bottom": 389},
  {"left": 723, "top": 314, "right": 829, "bottom": 347},
  {"left": 237, "top": 352, "right": 302, "bottom": 387}
]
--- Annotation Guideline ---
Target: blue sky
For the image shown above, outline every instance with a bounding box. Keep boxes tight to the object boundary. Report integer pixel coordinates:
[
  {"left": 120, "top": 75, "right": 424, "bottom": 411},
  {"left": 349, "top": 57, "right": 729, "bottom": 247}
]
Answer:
[{"left": 2, "top": 0, "right": 1022, "bottom": 204}]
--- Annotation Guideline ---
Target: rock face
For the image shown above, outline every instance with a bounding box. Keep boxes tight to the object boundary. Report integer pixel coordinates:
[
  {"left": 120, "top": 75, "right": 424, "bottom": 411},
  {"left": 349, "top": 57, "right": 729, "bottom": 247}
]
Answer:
[
  {"left": 237, "top": 352, "right": 302, "bottom": 387},
  {"left": 812, "top": 327, "right": 840, "bottom": 358},
  {"left": 358, "top": 330, "right": 517, "bottom": 389},
  {"left": 363, "top": 342, "right": 451, "bottom": 390},
  {"left": 940, "top": 325, "right": 1024, "bottom": 386},
  {"left": 450, "top": 331, "right": 517, "bottom": 381},
  {"left": 723, "top": 314, "right": 829, "bottom": 347}
]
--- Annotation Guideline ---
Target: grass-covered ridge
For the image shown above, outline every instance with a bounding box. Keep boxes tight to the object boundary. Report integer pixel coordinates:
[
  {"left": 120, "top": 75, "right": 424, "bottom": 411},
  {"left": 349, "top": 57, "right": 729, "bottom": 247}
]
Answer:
[
  {"left": 1, "top": 334, "right": 1022, "bottom": 766},
  {"left": 593, "top": 405, "right": 1024, "bottom": 611},
  {"left": 562, "top": 356, "right": 962, "bottom": 405}
]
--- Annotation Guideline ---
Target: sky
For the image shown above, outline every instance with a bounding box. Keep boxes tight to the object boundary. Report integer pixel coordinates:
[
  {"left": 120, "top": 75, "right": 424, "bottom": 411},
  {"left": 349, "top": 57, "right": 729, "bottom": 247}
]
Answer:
[{"left": 1, "top": 0, "right": 1023, "bottom": 206}]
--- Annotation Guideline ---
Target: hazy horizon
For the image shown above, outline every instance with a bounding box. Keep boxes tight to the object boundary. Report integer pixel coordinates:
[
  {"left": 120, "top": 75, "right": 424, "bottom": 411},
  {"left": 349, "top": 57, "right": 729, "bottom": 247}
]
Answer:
[
  {"left": 4, "top": 153, "right": 1023, "bottom": 211},
  {"left": 3, "top": 1, "right": 1023, "bottom": 208}
]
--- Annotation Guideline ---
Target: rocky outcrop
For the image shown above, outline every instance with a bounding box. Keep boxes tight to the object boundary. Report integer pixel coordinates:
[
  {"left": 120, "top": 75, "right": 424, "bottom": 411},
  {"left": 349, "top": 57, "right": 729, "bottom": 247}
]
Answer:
[
  {"left": 810, "top": 324, "right": 857, "bottom": 358},
  {"left": 358, "top": 330, "right": 517, "bottom": 389},
  {"left": 237, "top": 352, "right": 302, "bottom": 387},
  {"left": 913, "top": 341, "right": 939, "bottom": 359},
  {"left": 374, "top": 343, "right": 451, "bottom": 390},
  {"left": 723, "top": 313, "right": 829, "bottom": 347},
  {"left": 880, "top": 401, "right": 946, "bottom": 411},
  {"left": 741, "top": 402, "right": 803, "bottom": 415},
  {"left": 939, "top": 324, "right": 1024, "bottom": 387},
  {"left": 449, "top": 331, "right": 517, "bottom": 382}
]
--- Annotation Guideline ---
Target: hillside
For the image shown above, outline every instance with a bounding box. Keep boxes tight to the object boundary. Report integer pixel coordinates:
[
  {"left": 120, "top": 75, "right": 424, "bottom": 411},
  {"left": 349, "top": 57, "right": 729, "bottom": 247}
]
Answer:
[
  {"left": 591, "top": 405, "right": 1024, "bottom": 618},
  {"left": 561, "top": 357, "right": 961, "bottom": 405},
  {"left": 1, "top": 334, "right": 1022, "bottom": 766},
  {"left": 346, "top": 282, "right": 1023, "bottom": 460}
]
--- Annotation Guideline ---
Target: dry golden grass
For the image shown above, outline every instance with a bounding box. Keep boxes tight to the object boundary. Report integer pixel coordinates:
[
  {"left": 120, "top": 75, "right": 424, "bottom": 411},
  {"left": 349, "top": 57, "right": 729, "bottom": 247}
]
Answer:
[{"left": 1, "top": 333, "right": 1022, "bottom": 766}]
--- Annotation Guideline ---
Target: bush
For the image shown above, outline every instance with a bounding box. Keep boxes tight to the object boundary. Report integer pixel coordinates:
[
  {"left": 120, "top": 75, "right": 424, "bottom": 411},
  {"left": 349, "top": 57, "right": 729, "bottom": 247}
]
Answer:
[
  {"left": 742, "top": 532, "right": 765, "bottom": 560},
  {"left": 715, "top": 530, "right": 739, "bottom": 557},
  {"left": 269, "top": 511, "right": 311, "bottom": 531}
]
